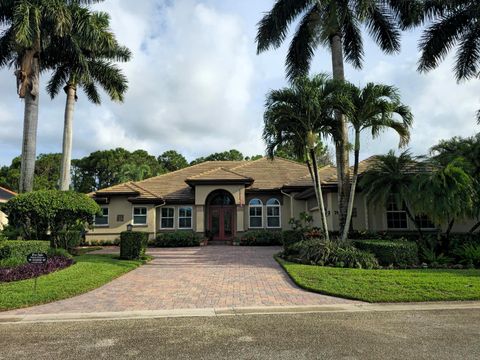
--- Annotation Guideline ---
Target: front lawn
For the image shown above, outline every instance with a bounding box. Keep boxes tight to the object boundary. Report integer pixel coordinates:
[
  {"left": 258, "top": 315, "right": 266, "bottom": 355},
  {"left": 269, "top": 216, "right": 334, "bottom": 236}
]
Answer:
[
  {"left": 0, "top": 254, "right": 144, "bottom": 311},
  {"left": 278, "top": 259, "right": 480, "bottom": 302}
]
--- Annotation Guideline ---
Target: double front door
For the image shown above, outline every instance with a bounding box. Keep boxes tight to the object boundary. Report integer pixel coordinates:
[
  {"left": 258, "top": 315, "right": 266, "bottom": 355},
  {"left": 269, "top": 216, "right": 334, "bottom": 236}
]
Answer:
[{"left": 208, "top": 206, "right": 235, "bottom": 241}]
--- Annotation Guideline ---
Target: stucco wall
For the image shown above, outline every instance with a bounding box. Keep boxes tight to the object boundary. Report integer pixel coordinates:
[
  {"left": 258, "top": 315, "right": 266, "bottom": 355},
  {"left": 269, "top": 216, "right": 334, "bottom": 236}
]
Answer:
[
  {"left": 0, "top": 199, "right": 7, "bottom": 230},
  {"left": 86, "top": 196, "right": 156, "bottom": 243}
]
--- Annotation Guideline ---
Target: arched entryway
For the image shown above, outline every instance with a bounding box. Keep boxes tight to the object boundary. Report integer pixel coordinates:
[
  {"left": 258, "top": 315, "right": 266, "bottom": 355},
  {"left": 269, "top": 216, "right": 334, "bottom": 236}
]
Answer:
[{"left": 205, "top": 190, "right": 236, "bottom": 242}]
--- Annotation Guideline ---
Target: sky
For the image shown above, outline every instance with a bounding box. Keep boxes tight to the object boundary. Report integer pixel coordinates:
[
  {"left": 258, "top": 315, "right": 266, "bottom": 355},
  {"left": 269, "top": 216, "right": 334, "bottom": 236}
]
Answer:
[{"left": 1, "top": 0, "right": 479, "bottom": 166}]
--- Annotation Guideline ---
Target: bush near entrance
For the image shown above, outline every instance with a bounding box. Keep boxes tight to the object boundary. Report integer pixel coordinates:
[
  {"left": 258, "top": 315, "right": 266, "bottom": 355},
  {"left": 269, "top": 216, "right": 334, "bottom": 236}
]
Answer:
[
  {"left": 352, "top": 239, "right": 419, "bottom": 267},
  {"left": 0, "top": 241, "right": 50, "bottom": 263},
  {"left": 120, "top": 231, "right": 148, "bottom": 260},
  {"left": 155, "top": 231, "right": 201, "bottom": 247},
  {"left": 238, "top": 230, "right": 283, "bottom": 246}
]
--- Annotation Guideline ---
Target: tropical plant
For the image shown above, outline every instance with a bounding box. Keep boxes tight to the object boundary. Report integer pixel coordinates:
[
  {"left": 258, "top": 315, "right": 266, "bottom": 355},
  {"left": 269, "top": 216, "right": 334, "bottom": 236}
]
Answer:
[
  {"left": 342, "top": 83, "right": 413, "bottom": 240},
  {"left": 263, "top": 74, "right": 352, "bottom": 240},
  {"left": 413, "top": 158, "right": 475, "bottom": 236},
  {"left": 430, "top": 134, "right": 480, "bottom": 233},
  {"left": 0, "top": 0, "right": 104, "bottom": 193},
  {"left": 45, "top": 6, "right": 131, "bottom": 190},
  {"left": 118, "top": 163, "right": 152, "bottom": 183},
  {"left": 158, "top": 150, "right": 189, "bottom": 172},
  {"left": 359, "top": 150, "right": 423, "bottom": 234},
  {"left": 256, "top": 0, "right": 422, "bottom": 234}
]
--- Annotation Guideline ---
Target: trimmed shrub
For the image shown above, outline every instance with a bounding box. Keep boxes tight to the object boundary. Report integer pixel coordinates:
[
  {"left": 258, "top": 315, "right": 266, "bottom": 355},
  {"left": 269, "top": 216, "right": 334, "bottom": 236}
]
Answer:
[
  {"left": 0, "top": 225, "right": 21, "bottom": 240},
  {"left": 120, "top": 231, "right": 148, "bottom": 260},
  {"left": 353, "top": 239, "right": 418, "bottom": 266},
  {"left": 155, "top": 231, "right": 201, "bottom": 247},
  {"left": 3, "top": 190, "right": 100, "bottom": 244},
  {"left": 282, "top": 230, "right": 305, "bottom": 248},
  {"left": 0, "top": 241, "right": 50, "bottom": 260},
  {"left": 329, "top": 247, "right": 379, "bottom": 269},
  {"left": 238, "top": 230, "right": 283, "bottom": 246},
  {"left": 0, "top": 256, "right": 74, "bottom": 282},
  {"left": 56, "top": 230, "right": 82, "bottom": 252},
  {"left": 282, "top": 239, "right": 379, "bottom": 269}
]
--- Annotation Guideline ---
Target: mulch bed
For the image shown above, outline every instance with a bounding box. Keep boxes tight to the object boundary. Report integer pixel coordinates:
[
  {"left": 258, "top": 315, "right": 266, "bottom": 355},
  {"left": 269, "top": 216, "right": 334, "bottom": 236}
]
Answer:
[{"left": 0, "top": 256, "right": 75, "bottom": 283}]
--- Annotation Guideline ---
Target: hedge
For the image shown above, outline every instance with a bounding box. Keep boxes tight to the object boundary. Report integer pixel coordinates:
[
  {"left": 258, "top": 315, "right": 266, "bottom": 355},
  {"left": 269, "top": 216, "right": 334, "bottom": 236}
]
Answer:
[
  {"left": 155, "top": 231, "right": 201, "bottom": 247},
  {"left": 238, "top": 230, "right": 283, "bottom": 246},
  {"left": 0, "top": 241, "right": 51, "bottom": 261},
  {"left": 120, "top": 231, "right": 148, "bottom": 260},
  {"left": 353, "top": 239, "right": 419, "bottom": 266},
  {"left": 282, "top": 230, "right": 305, "bottom": 248}
]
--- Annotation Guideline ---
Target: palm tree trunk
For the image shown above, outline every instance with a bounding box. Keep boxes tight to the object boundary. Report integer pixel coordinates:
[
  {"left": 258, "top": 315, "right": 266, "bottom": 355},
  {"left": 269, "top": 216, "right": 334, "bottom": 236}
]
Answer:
[
  {"left": 330, "top": 33, "right": 350, "bottom": 237},
  {"left": 19, "top": 55, "right": 40, "bottom": 193},
  {"left": 469, "top": 221, "right": 480, "bottom": 234},
  {"left": 309, "top": 148, "right": 330, "bottom": 241},
  {"left": 342, "top": 130, "right": 360, "bottom": 241},
  {"left": 59, "top": 84, "right": 76, "bottom": 191}
]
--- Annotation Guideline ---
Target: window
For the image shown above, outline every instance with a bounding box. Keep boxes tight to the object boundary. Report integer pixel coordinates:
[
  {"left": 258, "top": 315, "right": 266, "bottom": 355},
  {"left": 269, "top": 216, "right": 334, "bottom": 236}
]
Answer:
[
  {"left": 179, "top": 207, "right": 193, "bottom": 229},
  {"left": 133, "top": 207, "right": 147, "bottom": 225},
  {"left": 386, "top": 197, "right": 408, "bottom": 229},
  {"left": 415, "top": 214, "right": 436, "bottom": 229},
  {"left": 249, "top": 199, "right": 263, "bottom": 228},
  {"left": 266, "top": 198, "right": 281, "bottom": 228},
  {"left": 161, "top": 207, "right": 174, "bottom": 229},
  {"left": 94, "top": 207, "right": 109, "bottom": 226}
]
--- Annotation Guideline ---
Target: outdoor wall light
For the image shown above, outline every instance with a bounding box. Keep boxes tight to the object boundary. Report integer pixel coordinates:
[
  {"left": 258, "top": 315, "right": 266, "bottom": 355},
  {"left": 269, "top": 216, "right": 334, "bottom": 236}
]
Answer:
[{"left": 126, "top": 224, "right": 133, "bottom": 232}]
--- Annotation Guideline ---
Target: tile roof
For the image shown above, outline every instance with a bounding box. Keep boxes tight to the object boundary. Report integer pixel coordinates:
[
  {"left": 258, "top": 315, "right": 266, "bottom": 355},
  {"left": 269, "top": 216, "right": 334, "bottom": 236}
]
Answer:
[
  {"left": 93, "top": 157, "right": 310, "bottom": 203},
  {"left": 0, "top": 186, "right": 16, "bottom": 202}
]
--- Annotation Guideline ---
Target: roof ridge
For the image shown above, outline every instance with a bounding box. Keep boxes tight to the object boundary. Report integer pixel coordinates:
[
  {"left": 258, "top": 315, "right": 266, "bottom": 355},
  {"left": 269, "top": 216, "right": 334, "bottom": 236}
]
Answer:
[
  {"left": 187, "top": 166, "right": 223, "bottom": 180},
  {"left": 272, "top": 156, "right": 307, "bottom": 167},
  {"left": 218, "top": 167, "right": 253, "bottom": 179},
  {"left": 0, "top": 186, "right": 17, "bottom": 196},
  {"left": 229, "top": 156, "right": 267, "bottom": 171},
  {"left": 135, "top": 160, "right": 247, "bottom": 185},
  {"left": 129, "top": 182, "right": 161, "bottom": 199}
]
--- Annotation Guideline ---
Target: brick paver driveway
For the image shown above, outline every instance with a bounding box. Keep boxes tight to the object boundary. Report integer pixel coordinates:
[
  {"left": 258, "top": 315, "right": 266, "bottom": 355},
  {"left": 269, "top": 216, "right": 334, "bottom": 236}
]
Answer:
[{"left": 8, "top": 246, "right": 357, "bottom": 315}]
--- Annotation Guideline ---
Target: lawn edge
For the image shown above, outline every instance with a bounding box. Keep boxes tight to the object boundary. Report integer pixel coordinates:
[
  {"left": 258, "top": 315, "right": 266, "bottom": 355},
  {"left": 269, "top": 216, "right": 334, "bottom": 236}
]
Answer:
[
  {"left": 274, "top": 255, "right": 371, "bottom": 303},
  {"left": 0, "top": 254, "right": 145, "bottom": 312}
]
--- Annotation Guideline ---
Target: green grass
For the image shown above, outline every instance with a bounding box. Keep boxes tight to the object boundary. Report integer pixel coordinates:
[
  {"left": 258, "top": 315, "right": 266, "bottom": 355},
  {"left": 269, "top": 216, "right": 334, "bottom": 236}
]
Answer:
[
  {"left": 0, "top": 254, "right": 144, "bottom": 311},
  {"left": 278, "top": 258, "right": 480, "bottom": 302}
]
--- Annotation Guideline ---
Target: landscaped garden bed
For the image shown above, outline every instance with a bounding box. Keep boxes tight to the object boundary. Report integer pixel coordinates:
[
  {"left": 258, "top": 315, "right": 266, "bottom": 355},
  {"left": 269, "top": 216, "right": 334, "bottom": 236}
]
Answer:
[
  {"left": 0, "top": 256, "right": 74, "bottom": 283},
  {"left": 0, "top": 254, "right": 145, "bottom": 311}
]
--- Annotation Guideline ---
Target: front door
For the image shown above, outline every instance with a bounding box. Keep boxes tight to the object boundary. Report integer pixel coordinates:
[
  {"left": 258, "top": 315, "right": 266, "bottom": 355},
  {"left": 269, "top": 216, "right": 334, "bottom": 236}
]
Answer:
[{"left": 209, "top": 206, "right": 235, "bottom": 241}]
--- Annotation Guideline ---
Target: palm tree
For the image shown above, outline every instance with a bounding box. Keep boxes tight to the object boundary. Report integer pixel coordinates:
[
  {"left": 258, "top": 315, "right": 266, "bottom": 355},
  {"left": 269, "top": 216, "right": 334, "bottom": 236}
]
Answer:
[
  {"left": 256, "top": 0, "right": 422, "bottom": 233},
  {"left": 0, "top": 0, "right": 103, "bottom": 193},
  {"left": 342, "top": 83, "right": 413, "bottom": 240},
  {"left": 414, "top": 158, "right": 474, "bottom": 237},
  {"left": 44, "top": 7, "right": 131, "bottom": 190},
  {"left": 359, "top": 150, "right": 424, "bottom": 234},
  {"left": 118, "top": 163, "right": 152, "bottom": 183},
  {"left": 263, "top": 74, "right": 351, "bottom": 240}
]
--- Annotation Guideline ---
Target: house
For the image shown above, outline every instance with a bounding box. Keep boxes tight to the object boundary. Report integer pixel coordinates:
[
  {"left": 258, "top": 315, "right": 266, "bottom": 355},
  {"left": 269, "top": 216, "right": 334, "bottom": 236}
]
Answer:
[
  {"left": 86, "top": 157, "right": 476, "bottom": 244},
  {"left": 0, "top": 186, "right": 16, "bottom": 230}
]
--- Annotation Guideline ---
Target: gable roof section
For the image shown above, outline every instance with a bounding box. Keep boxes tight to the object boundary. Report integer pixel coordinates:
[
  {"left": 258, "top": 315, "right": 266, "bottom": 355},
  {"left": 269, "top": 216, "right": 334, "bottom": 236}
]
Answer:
[
  {"left": 0, "top": 186, "right": 16, "bottom": 202},
  {"left": 92, "top": 157, "right": 310, "bottom": 203}
]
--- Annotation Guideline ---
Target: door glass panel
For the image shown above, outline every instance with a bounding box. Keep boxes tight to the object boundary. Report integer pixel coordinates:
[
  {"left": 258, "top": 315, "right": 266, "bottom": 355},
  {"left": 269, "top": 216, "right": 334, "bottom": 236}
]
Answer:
[
  {"left": 211, "top": 210, "right": 220, "bottom": 237},
  {"left": 224, "top": 210, "right": 232, "bottom": 237}
]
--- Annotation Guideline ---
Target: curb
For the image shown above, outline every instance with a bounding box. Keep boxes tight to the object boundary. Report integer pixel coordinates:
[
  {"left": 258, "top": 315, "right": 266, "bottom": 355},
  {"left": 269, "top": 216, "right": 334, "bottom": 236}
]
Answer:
[{"left": 2, "top": 302, "right": 480, "bottom": 324}]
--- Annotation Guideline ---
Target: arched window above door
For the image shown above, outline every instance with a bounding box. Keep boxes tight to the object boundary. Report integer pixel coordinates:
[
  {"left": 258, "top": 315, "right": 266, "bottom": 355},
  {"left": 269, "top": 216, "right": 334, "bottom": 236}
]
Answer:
[{"left": 207, "top": 190, "right": 235, "bottom": 206}]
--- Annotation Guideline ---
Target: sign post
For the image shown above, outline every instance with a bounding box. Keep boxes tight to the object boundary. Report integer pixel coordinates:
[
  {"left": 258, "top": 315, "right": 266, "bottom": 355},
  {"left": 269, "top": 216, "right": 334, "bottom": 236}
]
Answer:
[{"left": 27, "top": 253, "right": 48, "bottom": 293}]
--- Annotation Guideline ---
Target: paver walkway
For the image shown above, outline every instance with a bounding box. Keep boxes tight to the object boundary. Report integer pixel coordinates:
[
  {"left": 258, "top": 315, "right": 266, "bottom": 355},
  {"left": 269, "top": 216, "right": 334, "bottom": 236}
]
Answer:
[{"left": 7, "top": 246, "right": 358, "bottom": 315}]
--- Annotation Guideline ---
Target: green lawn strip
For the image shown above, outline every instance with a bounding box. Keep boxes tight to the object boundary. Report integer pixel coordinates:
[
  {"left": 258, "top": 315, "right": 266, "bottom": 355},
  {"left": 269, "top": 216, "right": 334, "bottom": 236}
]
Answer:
[
  {"left": 0, "top": 254, "right": 144, "bottom": 311},
  {"left": 276, "top": 257, "right": 480, "bottom": 303}
]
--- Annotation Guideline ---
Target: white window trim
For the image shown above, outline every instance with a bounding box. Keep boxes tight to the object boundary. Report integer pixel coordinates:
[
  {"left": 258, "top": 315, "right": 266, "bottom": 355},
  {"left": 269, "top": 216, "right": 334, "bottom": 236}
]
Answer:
[
  {"left": 132, "top": 206, "right": 148, "bottom": 226},
  {"left": 178, "top": 206, "right": 193, "bottom": 230},
  {"left": 386, "top": 210, "right": 409, "bottom": 230},
  {"left": 248, "top": 199, "right": 263, "bottom": 229},
  {"left": 94, "top": 206, "right": 109, "bottom": 227},
  {"left": 266, "top": 199, "right": 281, "bottom": 229},
  {"left": 160, "top": 207, "right": 175, "bottom": 229}
]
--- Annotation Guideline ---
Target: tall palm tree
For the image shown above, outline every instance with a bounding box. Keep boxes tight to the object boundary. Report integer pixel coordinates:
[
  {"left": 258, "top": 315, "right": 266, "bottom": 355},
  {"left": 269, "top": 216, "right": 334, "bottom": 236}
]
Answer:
[
  {"left": 263, "top": 74, "right": 351, "bottom": 240},
  {"left": 44, "top": 7, "right": 131, "bottom": 190},
  {"left": 256, "top": 0, "right": 422, "bottom": 233},
  {"left": 342, "top": 83, "right": 413, "bottom": 240},
  {"left": 0, "top": 0, "right": 103, "bottom": 193},
  {"left": 359, "top": 150, "right": 424, "bottom": 235}
]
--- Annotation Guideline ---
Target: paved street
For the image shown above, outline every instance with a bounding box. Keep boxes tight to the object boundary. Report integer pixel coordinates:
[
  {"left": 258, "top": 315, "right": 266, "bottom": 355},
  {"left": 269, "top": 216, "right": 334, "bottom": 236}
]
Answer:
[
  {"left": 1, "top": 308, "right": 479, "bottom": 359},
  {"left": 6, "top": 246, "right": 356, "bottom": 315}
]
